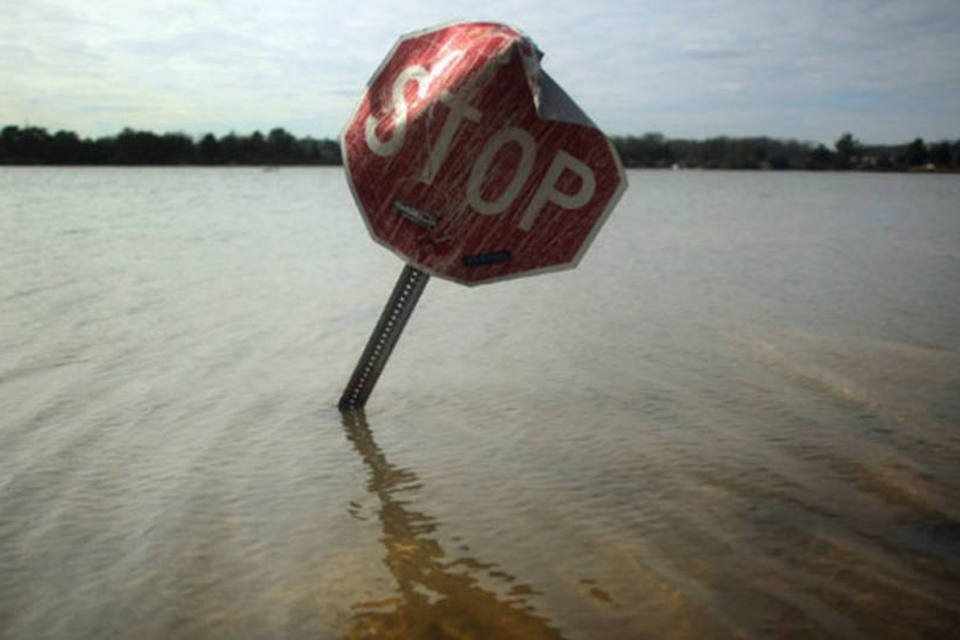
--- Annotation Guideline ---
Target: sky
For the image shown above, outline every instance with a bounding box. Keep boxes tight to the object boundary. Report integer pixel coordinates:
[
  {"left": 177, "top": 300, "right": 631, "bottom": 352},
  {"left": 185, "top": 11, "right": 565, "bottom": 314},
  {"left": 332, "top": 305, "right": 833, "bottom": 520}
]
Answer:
[{"left": 3, "top": 0, "right": 959, "bottom": 145}]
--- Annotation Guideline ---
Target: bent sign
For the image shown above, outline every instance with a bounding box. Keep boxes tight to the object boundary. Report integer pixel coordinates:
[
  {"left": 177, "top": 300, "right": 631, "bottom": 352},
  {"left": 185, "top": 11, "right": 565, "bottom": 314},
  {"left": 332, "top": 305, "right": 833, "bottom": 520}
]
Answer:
[{"left": 342, "top": 21, "right": 627, "bottom": 285}]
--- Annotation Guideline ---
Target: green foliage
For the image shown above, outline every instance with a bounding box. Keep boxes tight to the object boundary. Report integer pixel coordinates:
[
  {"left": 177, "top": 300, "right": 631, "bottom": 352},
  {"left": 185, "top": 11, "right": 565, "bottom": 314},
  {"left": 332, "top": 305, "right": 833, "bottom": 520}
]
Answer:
[
  {"left": 834, "top": 133, "right": 862, "bottom": 169},
  {"left": 612, "top": 133, "right": 675, "bottom": 168},
  {"left": 611, "top": 134, "right": 810, "bottom": 170},
  {"left": 0, "top": 125, "right": 955, "bottom": 171},
  {"left": 610, "top": 133, "right": 959, "bottom": 171},
  {"left": 806, "top": 144, "right": 835, "bottom": 170},
  {"left": 902, "top": 138, "right": 929, "bottom": 167},
  {"left": 0, "top": 125, "right": 342, "bottom": 165},
  {"left": 929, "top": 141, "right": 952, "bottom": 167}
]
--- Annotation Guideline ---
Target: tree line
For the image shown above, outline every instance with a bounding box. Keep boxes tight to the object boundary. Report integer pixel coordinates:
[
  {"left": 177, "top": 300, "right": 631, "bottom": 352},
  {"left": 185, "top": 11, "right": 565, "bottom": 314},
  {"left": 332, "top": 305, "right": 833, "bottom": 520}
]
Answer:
[
  {"left": 610, "top": 132, "right": 959, "bottom": 171},
  {"left": 0, "top": 126, "right": 341, "bottom": 165},
  {"left": 1, "top": 125, "right": 957, "bottom": 171}
]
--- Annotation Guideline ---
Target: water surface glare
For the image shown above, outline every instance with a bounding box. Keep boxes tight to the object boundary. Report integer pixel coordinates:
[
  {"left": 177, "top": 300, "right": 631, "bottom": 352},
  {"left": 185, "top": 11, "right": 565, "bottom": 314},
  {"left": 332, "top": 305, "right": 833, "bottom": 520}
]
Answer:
[{"left": 1, "top": 168, "right": 959, "bottom": 638}]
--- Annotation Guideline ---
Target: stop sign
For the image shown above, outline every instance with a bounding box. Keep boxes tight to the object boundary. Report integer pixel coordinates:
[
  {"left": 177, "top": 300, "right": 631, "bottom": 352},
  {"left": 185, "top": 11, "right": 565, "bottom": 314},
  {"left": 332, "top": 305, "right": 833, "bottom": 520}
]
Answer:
[{"left": 342, "top": 22, "right": 627, "bottom": 285}]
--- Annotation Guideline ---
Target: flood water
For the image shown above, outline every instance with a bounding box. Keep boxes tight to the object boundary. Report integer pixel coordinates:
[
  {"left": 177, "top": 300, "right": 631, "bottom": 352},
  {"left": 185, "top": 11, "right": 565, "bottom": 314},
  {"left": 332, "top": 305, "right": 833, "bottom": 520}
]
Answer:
[{"left": 1, "top": 167, "right": 958, "bottom": 639}]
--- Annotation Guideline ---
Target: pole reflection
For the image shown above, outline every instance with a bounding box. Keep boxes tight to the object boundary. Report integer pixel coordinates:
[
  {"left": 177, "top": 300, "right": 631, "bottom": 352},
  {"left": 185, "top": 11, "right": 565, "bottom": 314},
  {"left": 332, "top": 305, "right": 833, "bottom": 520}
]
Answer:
[{"left": 341, "top": 410, "right": 566, "bottom": 639}]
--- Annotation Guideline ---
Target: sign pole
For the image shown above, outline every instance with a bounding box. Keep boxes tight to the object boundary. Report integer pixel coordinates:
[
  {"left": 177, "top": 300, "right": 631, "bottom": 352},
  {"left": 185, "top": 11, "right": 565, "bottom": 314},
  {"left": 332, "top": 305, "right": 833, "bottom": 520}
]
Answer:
[
  {"left": 338, "top": 264, "right": 430, "bottom": 411},
  {"left": 336, "top": 22, "right": 626, "bottom": 410}
]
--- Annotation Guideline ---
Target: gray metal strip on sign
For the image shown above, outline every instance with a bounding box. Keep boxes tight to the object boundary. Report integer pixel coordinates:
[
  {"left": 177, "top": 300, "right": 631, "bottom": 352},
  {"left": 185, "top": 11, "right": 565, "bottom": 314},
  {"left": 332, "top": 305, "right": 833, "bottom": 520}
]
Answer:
[
  {"left": 338, "top": 264, "right": 430, "bottom": 411},
  {"left": 393, "top": 199, "right": 438, "bottom": 229}
]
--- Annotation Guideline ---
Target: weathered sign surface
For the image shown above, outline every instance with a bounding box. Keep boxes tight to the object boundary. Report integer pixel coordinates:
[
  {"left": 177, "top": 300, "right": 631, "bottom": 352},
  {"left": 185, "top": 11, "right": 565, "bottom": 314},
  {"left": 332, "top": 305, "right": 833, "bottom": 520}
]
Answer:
[{"left": 342, "top": 21, "right": 627, "bottom": 285}]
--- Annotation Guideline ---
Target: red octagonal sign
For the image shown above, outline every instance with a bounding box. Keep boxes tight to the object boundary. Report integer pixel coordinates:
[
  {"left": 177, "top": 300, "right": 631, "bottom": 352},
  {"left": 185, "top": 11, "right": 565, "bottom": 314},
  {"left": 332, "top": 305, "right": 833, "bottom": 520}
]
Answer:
[{"left": 342, "top": 22, "right": 627, "bottom": 285}]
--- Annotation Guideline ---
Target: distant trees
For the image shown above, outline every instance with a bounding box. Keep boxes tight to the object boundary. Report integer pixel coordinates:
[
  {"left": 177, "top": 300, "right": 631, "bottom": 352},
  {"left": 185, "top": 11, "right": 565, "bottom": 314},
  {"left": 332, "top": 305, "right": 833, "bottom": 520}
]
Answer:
[
  {"left": 806, "top": 144, "right": 835, "bottom": 170},
  {"left": 1, "top": 124, "right": 957, "bottom": 171},
  {"left": 197, "top": 133, "right": 220, "bottom": 164},
  {"left": 902, "top": 138, "right": 929, "bottom": 167},
  {"left": 834, "top": 133, "right": 862, "bottom": 169},
  {"left": 608, "top": 132, "right": 959, "bottom": 171},
  {"left": 929, "top": 141, "right": 953, "bottom": 167},
  {"left": 0, "top": 125, "right": 342, "bottom": 165},
  {"left": 612, "top": 134, "right": 807, "bottom": 169},
  {"left": 113, "top": 128, "right": 194, "bottom": 164},
  {"left": 612, "top": 133, "right": 675, "bottom": 168}
]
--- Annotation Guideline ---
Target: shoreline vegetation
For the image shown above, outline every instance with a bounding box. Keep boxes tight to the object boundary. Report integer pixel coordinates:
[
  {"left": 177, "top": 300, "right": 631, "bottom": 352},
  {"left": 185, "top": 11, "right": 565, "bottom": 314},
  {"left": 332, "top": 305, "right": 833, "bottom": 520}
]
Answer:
[{"left": 1, "top": 125, "right": 958, "bottom": 172}]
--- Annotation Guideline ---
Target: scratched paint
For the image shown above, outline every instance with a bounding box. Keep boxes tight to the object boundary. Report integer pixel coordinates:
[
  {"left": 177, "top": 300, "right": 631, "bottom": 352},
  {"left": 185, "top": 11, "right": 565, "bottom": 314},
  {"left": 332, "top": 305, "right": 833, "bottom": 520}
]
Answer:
[{"left": 342, "top": 22, "right": 627, "bottom": 285}]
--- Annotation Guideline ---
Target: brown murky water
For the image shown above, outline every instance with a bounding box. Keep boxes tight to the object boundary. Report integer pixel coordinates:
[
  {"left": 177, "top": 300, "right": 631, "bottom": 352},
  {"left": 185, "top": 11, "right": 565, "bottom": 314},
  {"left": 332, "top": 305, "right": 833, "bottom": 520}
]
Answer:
[{"left": 1, "top": 168, "right": 958, "bottom": 638}]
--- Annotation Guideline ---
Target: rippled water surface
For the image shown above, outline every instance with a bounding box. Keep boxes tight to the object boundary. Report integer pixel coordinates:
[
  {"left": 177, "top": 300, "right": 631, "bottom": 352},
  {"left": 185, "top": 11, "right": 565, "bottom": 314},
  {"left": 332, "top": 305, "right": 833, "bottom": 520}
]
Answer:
[{"left": 1, "top": 168, "right": 959, "bottom": 638}]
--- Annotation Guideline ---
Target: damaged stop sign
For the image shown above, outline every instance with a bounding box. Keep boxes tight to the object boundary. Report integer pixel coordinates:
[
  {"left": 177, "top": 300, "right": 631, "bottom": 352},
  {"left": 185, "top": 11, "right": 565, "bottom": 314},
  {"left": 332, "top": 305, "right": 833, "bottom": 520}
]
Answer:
[{"left": 342, "top": 21, "right": 627, "bottom": 285}]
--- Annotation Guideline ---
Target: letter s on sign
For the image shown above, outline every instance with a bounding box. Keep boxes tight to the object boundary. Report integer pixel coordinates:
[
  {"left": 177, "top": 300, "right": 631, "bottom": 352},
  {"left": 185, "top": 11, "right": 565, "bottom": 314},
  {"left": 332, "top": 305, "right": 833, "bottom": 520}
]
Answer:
[{"left": 364, "top": 65, "right": 428, "bottom": 157}]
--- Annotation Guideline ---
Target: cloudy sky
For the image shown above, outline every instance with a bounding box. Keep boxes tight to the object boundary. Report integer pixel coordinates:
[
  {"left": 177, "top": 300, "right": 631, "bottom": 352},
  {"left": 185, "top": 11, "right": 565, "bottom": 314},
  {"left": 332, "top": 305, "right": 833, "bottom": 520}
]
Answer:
[{"left": 3, "top": 0, "right": 958, "bottom": 144}]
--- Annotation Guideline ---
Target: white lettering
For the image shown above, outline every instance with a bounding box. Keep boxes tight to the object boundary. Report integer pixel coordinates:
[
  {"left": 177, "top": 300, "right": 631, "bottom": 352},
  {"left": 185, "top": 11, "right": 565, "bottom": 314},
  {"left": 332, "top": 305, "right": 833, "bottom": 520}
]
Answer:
[
  {"left": 466, "top": 127, "right": 536, "bottom": 216},
  {"left": 364, "top": 65, "right": 428, "bottom": 157},
  {"left": 419, "top": 91, "right": 482, "bottom": 185},
  {"left": 519, "top": 150, "right": 595, "bottom": 231}
]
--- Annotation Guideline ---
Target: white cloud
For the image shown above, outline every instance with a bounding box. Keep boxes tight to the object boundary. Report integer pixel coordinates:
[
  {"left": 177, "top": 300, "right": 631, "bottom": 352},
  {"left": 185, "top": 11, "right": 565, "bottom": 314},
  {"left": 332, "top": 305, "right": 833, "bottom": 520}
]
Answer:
[{"left": 3, "top": 0, "right": 958, "bottom": 143}]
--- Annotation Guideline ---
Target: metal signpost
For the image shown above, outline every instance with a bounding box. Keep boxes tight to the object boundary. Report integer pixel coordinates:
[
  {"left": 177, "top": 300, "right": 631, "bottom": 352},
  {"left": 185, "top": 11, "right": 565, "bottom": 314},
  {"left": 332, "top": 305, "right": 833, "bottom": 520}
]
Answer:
[{"left": 338, "top": 21, "right": 627, "bottom": 411}]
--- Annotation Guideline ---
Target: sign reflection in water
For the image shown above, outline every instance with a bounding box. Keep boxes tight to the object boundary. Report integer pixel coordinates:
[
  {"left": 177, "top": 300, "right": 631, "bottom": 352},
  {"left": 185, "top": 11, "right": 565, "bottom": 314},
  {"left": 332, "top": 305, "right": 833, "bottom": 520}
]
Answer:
[{"left": 341, "top": 410, "right": 567, "bottom": 639}]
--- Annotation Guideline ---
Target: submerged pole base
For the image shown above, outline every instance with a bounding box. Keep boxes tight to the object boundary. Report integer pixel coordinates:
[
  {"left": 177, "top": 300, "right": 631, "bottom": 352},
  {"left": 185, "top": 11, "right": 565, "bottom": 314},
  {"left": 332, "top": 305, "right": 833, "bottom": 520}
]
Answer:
[{"left": 338, "top": 264, "right": 430, "bottom": 412}]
